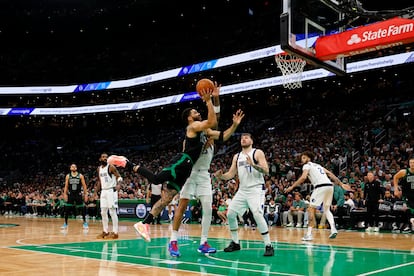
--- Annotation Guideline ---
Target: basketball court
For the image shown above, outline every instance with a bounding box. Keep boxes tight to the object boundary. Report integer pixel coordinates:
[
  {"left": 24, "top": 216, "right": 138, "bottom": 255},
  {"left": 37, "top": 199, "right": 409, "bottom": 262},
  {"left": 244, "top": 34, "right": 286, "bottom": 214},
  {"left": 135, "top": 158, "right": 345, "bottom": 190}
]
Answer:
[
  {"left": 1, "top": 217, "right": 414, "bottom": 275},
  {"left": 1, "top": 1, "right": 414, "bottom": 275}
]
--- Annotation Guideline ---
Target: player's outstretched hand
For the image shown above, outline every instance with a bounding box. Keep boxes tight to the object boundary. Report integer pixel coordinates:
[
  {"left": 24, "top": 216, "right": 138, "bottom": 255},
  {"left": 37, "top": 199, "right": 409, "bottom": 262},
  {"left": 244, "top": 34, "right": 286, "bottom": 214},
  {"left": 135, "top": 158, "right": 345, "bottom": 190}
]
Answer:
[
  {"left": 233, "top": 109, "right": 245, "bottom": 125},
  {"left": 199, "top": 89, "right": 213, "bottom": 102},
  {"left": 212, "top": 81, "right": 221, "bottom": 97}
]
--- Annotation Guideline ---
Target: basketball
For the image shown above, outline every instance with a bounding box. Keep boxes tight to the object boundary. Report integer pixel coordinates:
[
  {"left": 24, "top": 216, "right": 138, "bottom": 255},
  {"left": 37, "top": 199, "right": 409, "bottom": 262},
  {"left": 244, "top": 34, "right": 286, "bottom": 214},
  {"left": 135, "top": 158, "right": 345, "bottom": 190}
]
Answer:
[{"left": 196, "top": 78, "right": 215, "bottom": 95}]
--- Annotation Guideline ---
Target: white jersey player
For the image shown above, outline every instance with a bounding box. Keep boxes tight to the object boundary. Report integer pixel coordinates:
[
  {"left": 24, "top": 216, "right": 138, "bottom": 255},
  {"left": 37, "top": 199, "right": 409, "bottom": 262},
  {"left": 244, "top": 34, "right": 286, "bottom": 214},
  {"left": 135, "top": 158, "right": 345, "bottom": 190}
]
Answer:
[
  {"left": 95, "top": 152, "right": 123, "bottom": 239},
  {"left": 286, "top": 151, "right": 346, "bottom": 241},
  {"left": 215, "top": 133, "right": 274, "bottom": 257}
]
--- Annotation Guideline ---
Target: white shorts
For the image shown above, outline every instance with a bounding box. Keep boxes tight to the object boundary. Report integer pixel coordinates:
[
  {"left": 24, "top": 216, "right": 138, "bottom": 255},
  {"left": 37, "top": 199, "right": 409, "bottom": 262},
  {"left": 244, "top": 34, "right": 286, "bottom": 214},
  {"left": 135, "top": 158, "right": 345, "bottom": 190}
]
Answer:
[
  {"left": 228, "top": 187, "right": 265, "bottom": 216},
  {"left": 309, "top": 185, "right": 333, "bottom": 208},
  {"left": 100, "top": 189, "right": 118, "bottom": 209},
  {"left": 180, "top": 170, "right": 212, "bottom": 199}
]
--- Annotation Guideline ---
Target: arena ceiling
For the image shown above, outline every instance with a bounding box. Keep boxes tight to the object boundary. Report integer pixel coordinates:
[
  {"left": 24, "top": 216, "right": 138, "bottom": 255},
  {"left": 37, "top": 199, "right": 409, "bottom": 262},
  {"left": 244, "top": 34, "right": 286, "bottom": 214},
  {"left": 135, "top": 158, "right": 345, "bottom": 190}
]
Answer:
[{"left": 0, "top": 0, "right": 412, "bottom": 87}]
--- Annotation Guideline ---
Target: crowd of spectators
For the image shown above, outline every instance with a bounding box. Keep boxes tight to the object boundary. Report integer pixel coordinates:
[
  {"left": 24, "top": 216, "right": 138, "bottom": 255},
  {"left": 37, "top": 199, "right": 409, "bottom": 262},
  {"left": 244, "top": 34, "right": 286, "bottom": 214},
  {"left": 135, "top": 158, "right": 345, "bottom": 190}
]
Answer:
[{"left": 1, "top": 62, "right": 414, "bottom": 232}]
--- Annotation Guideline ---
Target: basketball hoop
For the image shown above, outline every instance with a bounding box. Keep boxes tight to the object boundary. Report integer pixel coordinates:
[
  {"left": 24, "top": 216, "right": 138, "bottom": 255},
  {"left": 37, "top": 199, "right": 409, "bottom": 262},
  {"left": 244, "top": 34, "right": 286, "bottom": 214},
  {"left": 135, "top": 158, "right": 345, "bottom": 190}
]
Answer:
[{"left": 275, "top": 52, "right": 307, "bottom": 90}]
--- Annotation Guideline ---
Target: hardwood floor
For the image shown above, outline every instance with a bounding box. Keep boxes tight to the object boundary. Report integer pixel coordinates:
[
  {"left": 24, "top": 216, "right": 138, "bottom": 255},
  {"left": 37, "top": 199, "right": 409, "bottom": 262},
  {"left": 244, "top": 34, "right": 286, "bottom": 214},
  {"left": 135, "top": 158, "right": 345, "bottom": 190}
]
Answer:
[{"left": 1, "top": 216, "right": 413, "bottom": 275}]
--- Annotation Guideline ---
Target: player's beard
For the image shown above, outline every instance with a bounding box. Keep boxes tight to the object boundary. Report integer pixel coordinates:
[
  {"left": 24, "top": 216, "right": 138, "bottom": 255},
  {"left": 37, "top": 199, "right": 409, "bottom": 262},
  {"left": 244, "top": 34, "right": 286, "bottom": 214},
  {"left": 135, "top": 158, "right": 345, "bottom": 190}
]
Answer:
[{"left": 241, "top": 143, "right": 251, "bottom": 149}]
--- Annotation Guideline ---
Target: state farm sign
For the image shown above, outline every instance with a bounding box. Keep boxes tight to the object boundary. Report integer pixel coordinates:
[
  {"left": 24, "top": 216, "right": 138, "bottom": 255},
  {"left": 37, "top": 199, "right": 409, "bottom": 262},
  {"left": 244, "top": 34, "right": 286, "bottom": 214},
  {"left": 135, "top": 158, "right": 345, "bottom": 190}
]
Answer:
[{"left": 315, "top": 17, "right": 414, "bottom": 61}]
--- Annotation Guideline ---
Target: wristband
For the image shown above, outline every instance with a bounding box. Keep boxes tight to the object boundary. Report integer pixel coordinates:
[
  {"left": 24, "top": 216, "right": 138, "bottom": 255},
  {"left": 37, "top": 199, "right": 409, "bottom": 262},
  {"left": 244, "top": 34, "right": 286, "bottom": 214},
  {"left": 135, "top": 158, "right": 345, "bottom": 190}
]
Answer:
[
  {"left": 213, "top": 105, "right": 220, "bottom": 113},
  {"left": 117, "top": 177, "right": 123, "bottom": 183}
]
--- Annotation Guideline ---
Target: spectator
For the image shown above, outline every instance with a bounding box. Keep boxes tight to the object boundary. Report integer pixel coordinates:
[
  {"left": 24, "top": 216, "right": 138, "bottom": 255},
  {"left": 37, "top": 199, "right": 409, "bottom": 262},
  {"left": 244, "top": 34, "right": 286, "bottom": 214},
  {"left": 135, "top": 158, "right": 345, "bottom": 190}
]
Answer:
[
  {"left": 286, "top": 192, "right": 306, "bottom": 228},
  {"left": 264, "top": 198, "right": 280, "bottom": 226}
]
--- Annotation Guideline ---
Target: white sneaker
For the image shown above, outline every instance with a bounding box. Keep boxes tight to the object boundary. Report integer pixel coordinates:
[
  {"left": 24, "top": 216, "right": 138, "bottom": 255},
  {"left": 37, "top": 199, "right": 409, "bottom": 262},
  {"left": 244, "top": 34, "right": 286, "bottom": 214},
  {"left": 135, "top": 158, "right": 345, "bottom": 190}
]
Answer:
[
  {"left": 302, "top": 234, "right": 313, "bottom": 241},
  {"left": 373, "top": 227, "right": 380, "bottom": 232},
  {"left": 296, "top": 224, "right": 302, "bottom": 228},
  {"left": 365, "top": 227, "right": 373, "bottom": 232},
  {"left": 286, "top": 223, "right": 294, "bottom": 227},
  {"left": 133, "top": 222, "right": 151, "bottom": 242}
]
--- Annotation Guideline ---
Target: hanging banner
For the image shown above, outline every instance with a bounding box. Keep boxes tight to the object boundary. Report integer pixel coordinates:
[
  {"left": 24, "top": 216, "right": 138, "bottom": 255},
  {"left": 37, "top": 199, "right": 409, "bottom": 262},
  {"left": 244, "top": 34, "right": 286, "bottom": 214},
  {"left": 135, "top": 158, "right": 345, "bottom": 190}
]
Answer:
[{"left": 315, "top": 17, "right": 414, "bottom": 61}]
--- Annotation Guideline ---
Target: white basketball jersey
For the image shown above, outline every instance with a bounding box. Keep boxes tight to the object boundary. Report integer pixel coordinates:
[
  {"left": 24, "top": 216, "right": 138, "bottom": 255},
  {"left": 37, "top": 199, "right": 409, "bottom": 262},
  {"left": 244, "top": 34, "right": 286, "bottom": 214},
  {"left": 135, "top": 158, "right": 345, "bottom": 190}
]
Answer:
[
  {"left": 302, "top": 161, "right": 331, "bottom": 186},
  {"left": 192, "top": 144, "right": 214, "bottom": 171},
  {"left": 237, "top": 148, "right": 265, "bottom": 191},
  {"left": 99, "top": 164, "right": 116, "bottom": 190}
]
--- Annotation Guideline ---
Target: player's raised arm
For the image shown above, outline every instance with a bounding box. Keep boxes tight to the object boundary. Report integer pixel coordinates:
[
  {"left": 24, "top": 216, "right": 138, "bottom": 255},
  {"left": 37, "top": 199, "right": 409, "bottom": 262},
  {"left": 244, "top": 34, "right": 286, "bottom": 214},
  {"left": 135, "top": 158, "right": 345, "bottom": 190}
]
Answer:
[
  {"left": 207, "top": 109, "right": 245, "bottom": 142},
  {"left": 190, "top": 89, "right": 217, "bottom": 133}
]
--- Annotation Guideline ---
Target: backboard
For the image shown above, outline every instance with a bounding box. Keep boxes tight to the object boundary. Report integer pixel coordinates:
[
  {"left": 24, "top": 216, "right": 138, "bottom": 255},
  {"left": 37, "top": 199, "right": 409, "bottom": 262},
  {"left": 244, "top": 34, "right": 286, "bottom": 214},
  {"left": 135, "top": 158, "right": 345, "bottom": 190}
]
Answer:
[{"left": 280, "top": 0, "right": 346, "bottom": 76}]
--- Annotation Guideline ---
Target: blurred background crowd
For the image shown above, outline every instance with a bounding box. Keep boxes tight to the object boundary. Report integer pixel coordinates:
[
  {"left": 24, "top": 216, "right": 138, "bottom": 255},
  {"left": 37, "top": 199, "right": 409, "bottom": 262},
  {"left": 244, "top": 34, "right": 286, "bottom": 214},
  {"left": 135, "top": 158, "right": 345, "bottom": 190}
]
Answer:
[{"left": 0, "top": 1, "right": 413, "bottom": 232}]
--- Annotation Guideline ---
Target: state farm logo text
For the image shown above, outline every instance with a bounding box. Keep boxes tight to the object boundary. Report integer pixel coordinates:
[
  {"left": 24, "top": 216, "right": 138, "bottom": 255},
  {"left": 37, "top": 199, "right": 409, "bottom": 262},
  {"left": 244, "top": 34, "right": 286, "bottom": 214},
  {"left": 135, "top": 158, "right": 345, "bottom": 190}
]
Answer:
[{"left": 347, "top": 22, "right": 413, "bottom": 45}]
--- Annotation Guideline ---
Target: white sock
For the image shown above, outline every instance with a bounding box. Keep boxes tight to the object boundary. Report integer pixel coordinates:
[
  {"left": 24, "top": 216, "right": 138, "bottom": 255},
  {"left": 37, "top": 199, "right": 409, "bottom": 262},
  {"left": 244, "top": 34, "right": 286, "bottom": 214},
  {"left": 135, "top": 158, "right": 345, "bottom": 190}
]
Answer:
[
  {"left": 262, "top": 233, "right": 271, "bottom": 246},
  {"left": 199, "top": 195, "right": 212, "bottom": 245},
  {"left": 109, "top": 208, "right": 118, "bottom": 233},
  {"left": 324, "top": 209, "right": 337, "bottom": 232},
  {"left": 101, "top": 208, "right": 109, "bottom": 233},
  {"left": 170, "top": 230, "right": 178, "bottom": 242},
  {"left": 230, "top": 230, "right": 239, "bottom": 244}
]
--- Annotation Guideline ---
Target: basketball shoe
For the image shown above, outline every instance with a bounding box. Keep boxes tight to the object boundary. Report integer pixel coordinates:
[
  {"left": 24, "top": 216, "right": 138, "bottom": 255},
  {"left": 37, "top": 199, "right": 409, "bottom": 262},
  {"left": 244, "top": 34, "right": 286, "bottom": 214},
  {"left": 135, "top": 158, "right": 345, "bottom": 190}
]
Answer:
[
  {"left": 224, "top": 241, "right": 241, "bottom": 252},
  {"left": 197, "top": 242, "right": 217, "bottom": 254},
  {"left": 168, "top": 241, "right": 181, "bottom": 257},
  {"left": 134, "top": 221, "right": 151, "bottom": 242}
]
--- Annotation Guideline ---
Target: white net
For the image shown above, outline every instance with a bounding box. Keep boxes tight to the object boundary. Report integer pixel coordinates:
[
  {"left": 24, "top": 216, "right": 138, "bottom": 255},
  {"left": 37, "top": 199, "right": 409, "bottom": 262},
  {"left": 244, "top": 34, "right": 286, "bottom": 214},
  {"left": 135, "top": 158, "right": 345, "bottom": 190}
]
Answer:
[{"left": 275, "top": 52, "right": 307, "bottom": 89}]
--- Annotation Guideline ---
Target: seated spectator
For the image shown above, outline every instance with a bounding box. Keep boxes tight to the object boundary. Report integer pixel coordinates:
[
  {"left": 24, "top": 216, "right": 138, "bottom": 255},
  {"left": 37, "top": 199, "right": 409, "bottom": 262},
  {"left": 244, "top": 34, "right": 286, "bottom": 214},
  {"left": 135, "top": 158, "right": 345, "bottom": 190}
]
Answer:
[
  {"left": 264, "top": 198, "right": 280, "bottom": 226},
  {"left": 377, "top": 189, "right": 395, "bottom": 230},
  {"left": 392, "top": 199, "right": 411, "bottom": 233},
  {"left": 242, "top": 208, "right": 256, "bottom": 229},
  {"left": 217, "top": 198, "right": 228, "bottom": 225},
  {"left": 287, "top": 193, "right": 306, "bottom": 228},
  {"left": 344, "top": 192, "right": 356, "bottom": 210}
]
